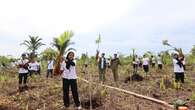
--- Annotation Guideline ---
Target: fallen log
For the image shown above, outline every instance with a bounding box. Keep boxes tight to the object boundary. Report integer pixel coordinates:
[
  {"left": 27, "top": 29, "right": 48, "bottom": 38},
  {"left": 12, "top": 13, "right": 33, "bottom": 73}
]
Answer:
[{"left": 78, "top": 77, "right": 174, "bottom": 110}]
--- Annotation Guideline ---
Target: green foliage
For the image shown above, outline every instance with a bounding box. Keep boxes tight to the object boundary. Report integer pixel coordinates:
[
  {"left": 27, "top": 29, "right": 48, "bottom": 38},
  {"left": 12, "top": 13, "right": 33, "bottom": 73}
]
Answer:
[
  {"left": 0, "top": 56, "right": 11, "bottom": 66},
  {"left": 161, "top": 51, "right": 172, "bottom": 65},
  {"left": 52, "top": 30, "right": 75, "bottom": 55},
  {"left": 191, "top": 45, "right": 195, "bottom": 55},
  {"left": 95, "top": 34, "right": 101, "bottom": 50},
  {"left": 160, "top": 78, "right": 166, "bottom": 90},
  {"left": 40, "top": 47, "right": 57, "bottom": 60},
  {"left": 20, "top": 35, "right": 45, "bottom": 53},
  {"left": 190, "top": 93, "right": 195, "bottom": 101},
  {"left": 173, "top": 99, "right": 188, "bottom": 109}
]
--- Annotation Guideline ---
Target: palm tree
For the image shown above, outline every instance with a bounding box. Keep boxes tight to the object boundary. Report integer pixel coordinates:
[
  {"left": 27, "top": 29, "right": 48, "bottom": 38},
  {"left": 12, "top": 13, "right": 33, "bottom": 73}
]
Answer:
[
  {"left": 20, "top": 35, "right": 45, "bottom": 54},
  {"left": 52, "top": 30, "right": 75, "bottom": 75},
  {"left": 40, "top": 47, "right": 57, "bottom": 60}
]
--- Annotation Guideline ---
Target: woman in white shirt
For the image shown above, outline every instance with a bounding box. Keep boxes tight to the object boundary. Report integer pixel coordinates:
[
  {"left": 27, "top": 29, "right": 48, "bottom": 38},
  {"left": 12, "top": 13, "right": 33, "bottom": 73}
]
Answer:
[
  {"left": 173, "top": 53, "right": 185, "bottom": 83},
  {"left": 142, "top": 55, "right": 150, "bottom": 74},
  {"left": 61, "top": 52, "right": 81, "bottom": 109}
]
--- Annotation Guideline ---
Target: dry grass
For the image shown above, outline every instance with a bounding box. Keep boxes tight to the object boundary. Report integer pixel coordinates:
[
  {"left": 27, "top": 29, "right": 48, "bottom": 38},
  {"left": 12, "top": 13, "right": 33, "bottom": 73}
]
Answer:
[{"left": 0, "top": 65, "right": 195, "bottom": 110}]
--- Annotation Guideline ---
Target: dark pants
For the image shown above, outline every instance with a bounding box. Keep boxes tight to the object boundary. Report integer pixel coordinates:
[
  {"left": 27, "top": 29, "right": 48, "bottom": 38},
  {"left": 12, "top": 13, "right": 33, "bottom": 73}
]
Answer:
[
  {"left": 143, "top": 65, "right": 149, "bottom": 73},
  {"left": 63, "top": 78, "right": 80, "bottom": 107},
  {"left": 47, "top": 69, "right": 53, "bottom": 78},
  {"left": 152, "top": 63, "right": 155, "bottom": 68},
  {"left": 99, "top": 69, "right": 106, "bottom": 82},
  {"left": 175, "top": 72, "right": 184, "bottom": 83},
  {"left": 29, "top": 70, "right": 39, "bottom": 76},
  {"left": 19, "top": 73, "right": 28, "bottom": 84},
  {"left": 158, "top": 64, "right": 163, "bottom": 69},
  {"left": 133, "top": 64, "right": 138, "bottom": 73}
]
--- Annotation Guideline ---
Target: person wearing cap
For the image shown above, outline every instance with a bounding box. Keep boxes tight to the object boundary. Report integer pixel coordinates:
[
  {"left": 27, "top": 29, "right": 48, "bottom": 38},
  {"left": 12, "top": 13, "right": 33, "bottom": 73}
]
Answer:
[
  {"left": 97, "top": 53, "right": 107, "bottom": 82},
  {"left": 173, "top": 53, "right": 185, "bottom": 83},
  {"left": 111, "top": 54, "right": 121, "bottom": 82},
  {"left": 16, "top": 53, "right": 29, "bottom": 91}
]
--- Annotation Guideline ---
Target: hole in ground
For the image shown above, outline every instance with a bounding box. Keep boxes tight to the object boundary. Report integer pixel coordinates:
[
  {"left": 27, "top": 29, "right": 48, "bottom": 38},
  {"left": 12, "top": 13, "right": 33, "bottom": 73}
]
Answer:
[{"left": 81, "top": 98, "right": 103, "bottom": 109}]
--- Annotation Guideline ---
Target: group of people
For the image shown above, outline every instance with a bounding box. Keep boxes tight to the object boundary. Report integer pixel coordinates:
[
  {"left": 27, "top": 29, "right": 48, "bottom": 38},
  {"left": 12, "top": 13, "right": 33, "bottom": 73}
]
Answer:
[
  {"left": 95, "top": 52, "right": 185, "bottom": 84},
  {"left": 16, "top": 52, "right": 82, "bottom": 110},
  {"left": 16, "top": 53, "right": 41, "bottom": 91},
  {"left": 16, "top": 51, "right": 186, "bottom": 110},
  {"left": 95, "top": 53, "right": 164, "bottom": 83}
]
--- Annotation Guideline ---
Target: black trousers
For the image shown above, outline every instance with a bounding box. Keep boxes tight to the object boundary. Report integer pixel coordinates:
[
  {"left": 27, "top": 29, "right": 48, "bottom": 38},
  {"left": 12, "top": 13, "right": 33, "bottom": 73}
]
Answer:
[
  {"left": 47, "top": 69, "right": 53, "bottom": 78},
  {"left": 152, "top": 63, "right": 155, "bottom": 68},
  {"left": 158, "top": 64, "right": 163, "bottom": 69},
  {"left": 19, "top": 73, "right": 28, "bottom": 84},
  {"left": 175, "top": 72, "right": 184, "bottom": 83},
  {"left": 143, "top": 65, "right": 149, "bottom": 73},
  {"left": 63, "top": 78, "right": 80, "bottom": 107}
]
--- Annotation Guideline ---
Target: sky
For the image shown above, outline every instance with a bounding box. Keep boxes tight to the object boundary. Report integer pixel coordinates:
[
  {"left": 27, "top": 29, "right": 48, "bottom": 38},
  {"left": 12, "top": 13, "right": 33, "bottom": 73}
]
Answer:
[{"left": 0, "top": 0, "right": 195, "bottom": 58}]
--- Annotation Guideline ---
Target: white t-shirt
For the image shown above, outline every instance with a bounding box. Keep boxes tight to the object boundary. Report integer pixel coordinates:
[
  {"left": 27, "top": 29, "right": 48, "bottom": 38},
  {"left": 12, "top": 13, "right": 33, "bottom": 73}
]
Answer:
[
  {"left": 18, "top": 59, "right": 29, "bottom": 73},
  {"left": 173, "top": 59, "right": 184, "bottom": 73},
  {"left": 143, "top": 58, "right": 149, "bottom": 66},
  {"left": 60, "top": 61, "right": 66, "bottom": 71},
  {"left": 48, "top": 60, "right": 54, "bottom": 70},
  {"left": 28, "top": 61, "right": 39, "bottom": 71},
  {"left": 101, "top": 58, "right": 105, "bottom": 69},
  {"left": 61, "top": 62, "right": 77, "bottom": 79},
  {"left": 133, "top": 58, "right": 139, "bottom": 65},
  {"left": 157, "top": 56, "right": 162, "bottom": 64},
  {"left": 152, "top": 57, "right": 156, "bottom": 63}
]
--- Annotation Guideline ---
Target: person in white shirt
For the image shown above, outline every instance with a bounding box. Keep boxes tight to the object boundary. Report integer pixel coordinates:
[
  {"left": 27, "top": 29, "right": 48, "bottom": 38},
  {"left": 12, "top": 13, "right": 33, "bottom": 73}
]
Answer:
[
  {"left": 16, "top": 53, "right": 29, "bottom": 91},
  {"left": 132, "top": 55, "right": 139, "bottom": 73},
  {"left": 173, "top": 53, "right": 185, "bottom": 83},
  {"left": 47, "top": 57, "right": 54, "bottom": 78},
  {"left": 61, "top": 52, "right": 81, "bottom": 110},
  {"left": 28, "top": 60, "right": 39, "bottom": 76},
  {"left": 142, "top": 55, "right": 150, "bottom": 74},
  {"left": 157, "top": 54, "right": 163, "bottom": 70},
  {"left": 37, "top": 60, "right": 41, "bottom": 75},
  {"left": 151, "top": 55, "right": 156, "bottom": 68}
]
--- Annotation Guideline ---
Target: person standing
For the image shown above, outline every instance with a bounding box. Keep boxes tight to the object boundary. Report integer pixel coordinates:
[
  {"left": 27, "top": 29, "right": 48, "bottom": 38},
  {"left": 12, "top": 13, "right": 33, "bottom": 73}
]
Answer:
[
  {"left": 47, "top": 57, "right": 54, "bottom": 78},
  {"left": 142, "top": 55, "right": 150, "bottom": 75},
  {"left": 37, "top": 60, "right": 41, "bottom": 75},
  {"left": 157, "top": 54, "right": 163, "bottom": 70},
  {"left": 28, "top": 60, "right": 39, "bottom": 76},
  {"left": 151, "top": 55, "right": 156, "bottom": 68},
  {"left": 132, "top": 55, "right": 139, "bottom": 74},
  {"left": 97, "top": 53, "right": 107, "bottom": 82},
  {"left": 173, "top": 53, "right": 185, "bottom": 83},
  {"left": 61, "top": 52, "right": 82, "bottom": 109},
  {"left": 111, "top": 54, "right": 121, "bottom": 82},
  {"left": 17, "top": 53, "right": 29, "bottom": 91}
]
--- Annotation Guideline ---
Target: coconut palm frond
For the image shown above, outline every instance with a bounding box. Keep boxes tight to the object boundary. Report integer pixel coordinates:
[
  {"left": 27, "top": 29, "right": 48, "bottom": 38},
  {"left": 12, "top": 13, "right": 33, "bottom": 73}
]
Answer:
[{"left": 21, "top": 35, "right": 45, "bottom": 53}]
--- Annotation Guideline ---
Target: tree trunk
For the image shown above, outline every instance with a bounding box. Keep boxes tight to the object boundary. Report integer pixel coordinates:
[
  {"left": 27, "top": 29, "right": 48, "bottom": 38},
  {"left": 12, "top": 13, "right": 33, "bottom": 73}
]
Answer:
[{"left": 54, "top": 53, "right": 62, "bottom": 76}]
